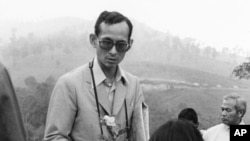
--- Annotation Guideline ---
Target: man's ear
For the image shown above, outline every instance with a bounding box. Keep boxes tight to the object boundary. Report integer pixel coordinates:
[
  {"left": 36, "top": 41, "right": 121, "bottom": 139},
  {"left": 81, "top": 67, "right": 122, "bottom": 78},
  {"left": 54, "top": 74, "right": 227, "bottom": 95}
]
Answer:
[
  {"left": 89, "top": 34, "right": 97, "bottom": 48},
  {"left": 129, "top": 39, "right": 134, "bottom": 46},
  {"left": 127, "top": 39, "right": 133, "bottom": 51},
  {"left": 238, "top": 110, "right": 244, "bottom": 118}
]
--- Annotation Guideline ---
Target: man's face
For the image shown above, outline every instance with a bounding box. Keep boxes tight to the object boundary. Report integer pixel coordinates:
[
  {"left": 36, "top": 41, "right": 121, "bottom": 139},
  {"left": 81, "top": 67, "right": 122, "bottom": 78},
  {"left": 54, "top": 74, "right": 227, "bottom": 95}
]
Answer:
[
  {"left": 95, "top": 21, "right": 131, "bottom": 70},
  {"left": 221, "top": 99, "right": 241, "bottom": 125}
]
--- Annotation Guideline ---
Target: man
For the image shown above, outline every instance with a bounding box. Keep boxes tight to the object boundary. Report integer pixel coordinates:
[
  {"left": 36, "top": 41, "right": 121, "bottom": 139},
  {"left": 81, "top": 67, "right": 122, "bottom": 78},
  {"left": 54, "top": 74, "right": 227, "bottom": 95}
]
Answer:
[
  {"left": 44, "top": 11, "right": 149, "bottom": 141},
  {"left": 178, "top": 108, "right": 206, "bottom": 135},
  {"left": 203, "top": 94, "right": 247, "bottom": 141},
  {"left": 0, "top": 62, "right": 26, "bottom": 141}
]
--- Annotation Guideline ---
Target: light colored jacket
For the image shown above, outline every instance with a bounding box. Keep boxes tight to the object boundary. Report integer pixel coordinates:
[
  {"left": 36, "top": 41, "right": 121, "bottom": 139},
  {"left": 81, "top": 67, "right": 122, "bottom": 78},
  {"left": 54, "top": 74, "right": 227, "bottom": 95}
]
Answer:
[{"left": 44, "top": 63, "right": 149, "bottom": 141}]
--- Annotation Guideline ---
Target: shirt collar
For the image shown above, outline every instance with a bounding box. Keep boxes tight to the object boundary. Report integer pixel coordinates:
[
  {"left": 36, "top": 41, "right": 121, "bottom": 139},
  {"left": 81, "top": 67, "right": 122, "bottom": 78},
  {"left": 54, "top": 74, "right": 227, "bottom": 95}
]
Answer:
[
  {"left": 222, "top": 120, "right": 245, "bottom": 130},
  {"left": 92, "top": 57, "right": 128, "bottom": 86},
  {"left": 239, "top": 120, "right": 245, "bottom": 125},
  {"left": 222, "top": 123, "right": 230, "bottom": 131}
]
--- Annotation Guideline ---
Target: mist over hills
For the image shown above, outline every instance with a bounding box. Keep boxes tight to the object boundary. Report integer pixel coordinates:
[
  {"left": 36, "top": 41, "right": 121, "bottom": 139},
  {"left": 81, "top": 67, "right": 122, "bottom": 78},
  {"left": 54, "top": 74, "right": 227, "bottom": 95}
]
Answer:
[
  {"left": 0, "top": 17, "right": 92, "bottom": 41},
  {"left": 0, "top": 17, "right": 248, "bottom": 87}
]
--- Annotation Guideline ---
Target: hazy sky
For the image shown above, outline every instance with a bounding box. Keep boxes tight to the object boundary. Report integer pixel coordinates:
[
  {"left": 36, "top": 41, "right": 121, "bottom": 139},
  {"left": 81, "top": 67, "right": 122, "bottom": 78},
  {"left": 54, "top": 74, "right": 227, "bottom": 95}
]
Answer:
[{"left": 1, "top": 0, "right": 250, "bottom": 53}]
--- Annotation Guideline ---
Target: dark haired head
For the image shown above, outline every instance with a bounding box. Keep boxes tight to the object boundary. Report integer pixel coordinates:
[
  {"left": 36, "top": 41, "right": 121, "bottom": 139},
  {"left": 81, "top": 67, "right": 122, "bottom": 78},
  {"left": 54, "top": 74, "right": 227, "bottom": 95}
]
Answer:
[
  {"left": 149, "top": 119, "right": 204, "bottom": 141},
  {"left": 94, "top": 11, "right": 133, "bottom": 40},
  {"left": 178, "top": 108, "right": 199, "bottom": 126}
]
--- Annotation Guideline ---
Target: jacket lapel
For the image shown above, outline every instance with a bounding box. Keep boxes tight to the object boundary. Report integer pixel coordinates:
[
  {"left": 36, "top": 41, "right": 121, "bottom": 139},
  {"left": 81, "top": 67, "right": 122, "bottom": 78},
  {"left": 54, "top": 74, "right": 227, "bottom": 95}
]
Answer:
[
  {"left": 87, "top": 79, "right": 111, "bottom": 115},
  {"left": 112, "top": 82, "right": 127, "bottom": 115},
  {"left": 97, "top": 85, "right": 111, "bottom": 115}
]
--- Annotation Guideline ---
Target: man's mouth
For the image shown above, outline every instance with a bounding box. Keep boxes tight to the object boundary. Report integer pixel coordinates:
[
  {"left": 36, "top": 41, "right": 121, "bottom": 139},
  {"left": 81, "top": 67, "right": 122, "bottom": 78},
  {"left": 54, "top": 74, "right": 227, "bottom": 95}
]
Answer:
[
  {"left": 221, "top": 118, "right": 227, "bottom": 122},
  {"left": 106, "top": 58, "right": 117, "bottom": 62}
]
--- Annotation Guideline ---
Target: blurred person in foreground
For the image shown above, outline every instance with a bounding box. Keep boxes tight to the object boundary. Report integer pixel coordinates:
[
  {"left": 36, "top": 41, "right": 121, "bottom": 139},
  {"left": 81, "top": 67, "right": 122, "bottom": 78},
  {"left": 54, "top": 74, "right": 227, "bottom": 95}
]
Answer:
[
  {"left": 44, "top": 10, "right": 149, "bottom": 141},
  {"left": 0, "top": 62, "right": 26, "bottom": 141},
  {"left": 203, "top": 94, "right": 247, "bottom": 141},
  {"left": 149, "top": 119, "right": 204, "bottom": 141},
  {"left": 178, "top": 107, "right": 206, "bottom": 135}
]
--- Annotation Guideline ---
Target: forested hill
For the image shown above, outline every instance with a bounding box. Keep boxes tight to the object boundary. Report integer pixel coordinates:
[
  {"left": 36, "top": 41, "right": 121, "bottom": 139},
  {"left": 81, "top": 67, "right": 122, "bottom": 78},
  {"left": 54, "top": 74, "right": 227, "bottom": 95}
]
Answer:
[{"left": 0, "top": 17, "right": 246, "bottom": 78}]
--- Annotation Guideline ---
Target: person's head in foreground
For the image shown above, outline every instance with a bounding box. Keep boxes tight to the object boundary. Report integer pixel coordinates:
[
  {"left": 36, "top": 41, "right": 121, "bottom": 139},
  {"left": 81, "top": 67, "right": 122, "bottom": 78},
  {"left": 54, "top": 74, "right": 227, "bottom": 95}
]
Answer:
[
  {"left": 178, "top": 107, "right": 199, "bottom": 128},
  {"left": 149, "top": 119, "right": 204, "bottom": 141}
]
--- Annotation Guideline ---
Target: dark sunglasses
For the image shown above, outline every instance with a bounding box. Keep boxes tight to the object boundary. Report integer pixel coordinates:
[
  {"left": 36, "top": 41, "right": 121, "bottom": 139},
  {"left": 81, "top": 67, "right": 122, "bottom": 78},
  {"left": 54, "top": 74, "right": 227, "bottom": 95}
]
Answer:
[{"left": 98, "top": 39, "right": 130, "bottom": 53}]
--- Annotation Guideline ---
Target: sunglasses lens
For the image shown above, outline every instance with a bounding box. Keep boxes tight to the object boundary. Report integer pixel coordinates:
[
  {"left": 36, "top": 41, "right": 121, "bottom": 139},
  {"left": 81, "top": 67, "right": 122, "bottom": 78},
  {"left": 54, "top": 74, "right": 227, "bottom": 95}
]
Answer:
[
  {"left": 116, "top": 43, "right": 129, "bottom": 52},
  {"left": 99, "top": 40, "right": 113, "bottom": 50},
  {"left": 99, "top": 40, "right": 129, "bottom": 52}
]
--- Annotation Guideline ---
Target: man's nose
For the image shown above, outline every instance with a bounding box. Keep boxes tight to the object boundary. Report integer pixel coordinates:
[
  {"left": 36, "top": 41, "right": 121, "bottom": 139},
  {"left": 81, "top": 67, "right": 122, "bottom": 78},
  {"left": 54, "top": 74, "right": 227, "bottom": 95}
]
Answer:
[
  {"left": 222, "top": 110, "right": 227, "bottom": 116},
  {"left": 109, "top": 45, "right": 118, "bottom": 54}
]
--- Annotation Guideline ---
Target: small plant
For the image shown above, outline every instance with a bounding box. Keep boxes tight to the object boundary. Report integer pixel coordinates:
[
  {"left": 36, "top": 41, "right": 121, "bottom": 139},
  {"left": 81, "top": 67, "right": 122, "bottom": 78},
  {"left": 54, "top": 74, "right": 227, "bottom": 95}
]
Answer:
[{"left": 233, "top": 57, "right": 250, "bottom": 79}]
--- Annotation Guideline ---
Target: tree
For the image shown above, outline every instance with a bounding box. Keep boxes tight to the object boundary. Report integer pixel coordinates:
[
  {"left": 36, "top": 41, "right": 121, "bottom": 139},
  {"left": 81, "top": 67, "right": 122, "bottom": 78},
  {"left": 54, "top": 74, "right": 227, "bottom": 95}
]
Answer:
[
  {"left": 233, "top": 57, "right": 250, "bottom": 79},
  {"left": 24, "top": 76, "right": 38, "bottom": 88}
]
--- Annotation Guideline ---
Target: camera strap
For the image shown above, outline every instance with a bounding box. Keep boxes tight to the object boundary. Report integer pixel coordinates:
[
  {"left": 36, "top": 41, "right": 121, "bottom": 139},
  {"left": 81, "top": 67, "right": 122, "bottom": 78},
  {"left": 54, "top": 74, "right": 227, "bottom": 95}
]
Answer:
[{"left": 89, "top": 58, "right": 129, "bottom": 139}]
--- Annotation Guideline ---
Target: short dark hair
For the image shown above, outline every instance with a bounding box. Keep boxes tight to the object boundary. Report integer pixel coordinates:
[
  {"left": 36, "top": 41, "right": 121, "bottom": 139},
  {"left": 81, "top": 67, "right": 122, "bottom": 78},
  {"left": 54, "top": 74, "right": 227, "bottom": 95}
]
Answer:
[
  {"left": 94, "top": 11, "right": 133, "bottom": 40},
  {"left": 178, "top": 108, "right": 198, "bottom": 126},
  {"left": 149, "top": 119, "right": 204, "bottom": 141}
]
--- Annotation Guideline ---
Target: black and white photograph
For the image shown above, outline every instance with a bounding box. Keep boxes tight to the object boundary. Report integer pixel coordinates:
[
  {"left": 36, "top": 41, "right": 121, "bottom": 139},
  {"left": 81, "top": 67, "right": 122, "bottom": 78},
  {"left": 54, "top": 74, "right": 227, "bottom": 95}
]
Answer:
[{"left": 1, "top": 0, "right": 250, "bottom": 141}]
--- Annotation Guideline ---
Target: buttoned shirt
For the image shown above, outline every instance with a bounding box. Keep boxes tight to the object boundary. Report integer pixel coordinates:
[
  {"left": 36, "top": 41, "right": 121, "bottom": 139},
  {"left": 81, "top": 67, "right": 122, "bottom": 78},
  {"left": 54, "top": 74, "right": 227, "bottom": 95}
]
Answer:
[
  {"left": 92, "top": 57, "right": 127, "bottom": 114},
  {"left": 203, "top": 121, "right": 245, "bottom": 141}
]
